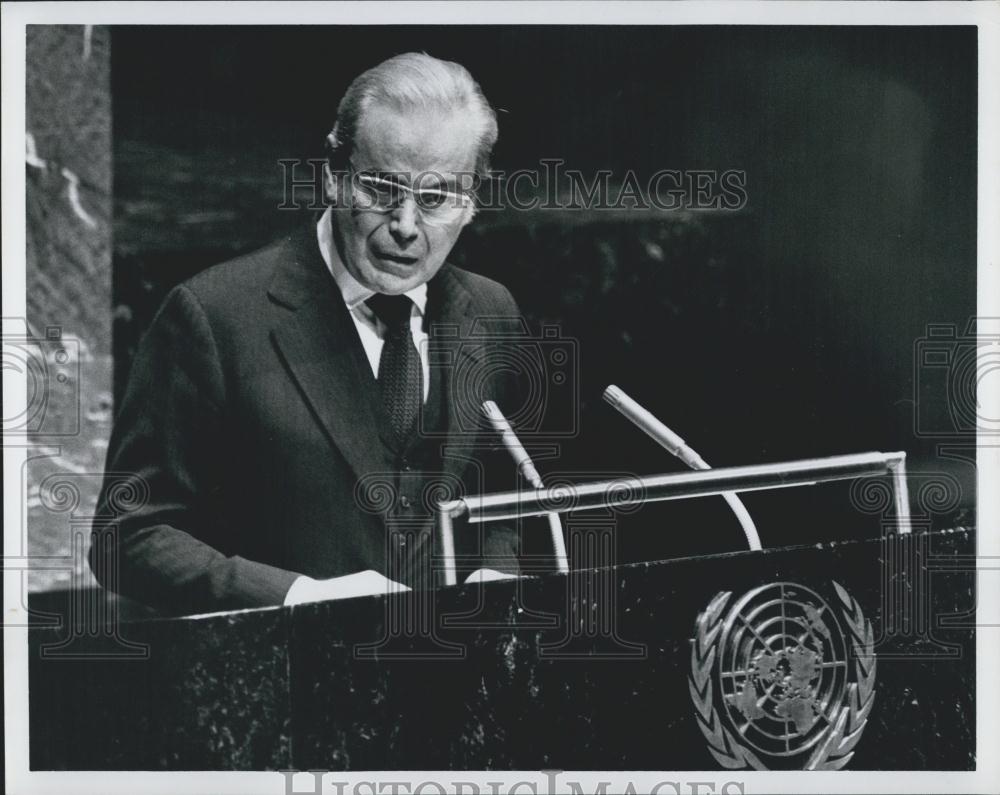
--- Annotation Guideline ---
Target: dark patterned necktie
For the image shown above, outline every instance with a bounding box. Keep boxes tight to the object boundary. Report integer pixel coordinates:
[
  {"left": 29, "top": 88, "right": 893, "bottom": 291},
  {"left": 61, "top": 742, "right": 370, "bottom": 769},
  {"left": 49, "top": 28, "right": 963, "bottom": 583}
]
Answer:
[{"left": 367, "top": 293, "right": 423, "bottom": 444}]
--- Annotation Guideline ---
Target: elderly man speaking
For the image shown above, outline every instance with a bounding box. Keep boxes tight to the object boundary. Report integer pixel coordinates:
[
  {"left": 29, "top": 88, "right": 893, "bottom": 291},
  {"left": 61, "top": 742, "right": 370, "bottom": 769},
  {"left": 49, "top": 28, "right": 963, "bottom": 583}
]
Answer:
[{"left": 91, "top": 53, "right": 524, "bottom": 614}]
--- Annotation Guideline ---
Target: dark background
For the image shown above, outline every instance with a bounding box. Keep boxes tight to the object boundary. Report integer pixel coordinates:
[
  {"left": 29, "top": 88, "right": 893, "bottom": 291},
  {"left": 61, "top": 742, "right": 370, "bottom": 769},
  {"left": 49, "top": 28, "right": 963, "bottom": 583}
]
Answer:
[{"left": 111, "top": 26, "right": 977, "bottom": 566}]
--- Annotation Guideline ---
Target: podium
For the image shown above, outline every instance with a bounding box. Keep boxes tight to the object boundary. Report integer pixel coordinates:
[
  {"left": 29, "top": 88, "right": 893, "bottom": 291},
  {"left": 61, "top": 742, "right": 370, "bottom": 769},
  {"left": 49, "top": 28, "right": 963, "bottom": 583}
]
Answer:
[
  {"left": 27, "top": 453, "right": 975, "bottom": 771},
  {"left": 26, "top": 528, "right": 973, "bottom": 771}
]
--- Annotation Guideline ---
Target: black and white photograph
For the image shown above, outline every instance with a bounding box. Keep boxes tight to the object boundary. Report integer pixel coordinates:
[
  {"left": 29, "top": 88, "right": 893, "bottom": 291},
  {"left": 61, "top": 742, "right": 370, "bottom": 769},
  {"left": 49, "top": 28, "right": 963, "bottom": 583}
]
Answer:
[{"left": 3, "top": 2, "right": 998, "bottom": 794}]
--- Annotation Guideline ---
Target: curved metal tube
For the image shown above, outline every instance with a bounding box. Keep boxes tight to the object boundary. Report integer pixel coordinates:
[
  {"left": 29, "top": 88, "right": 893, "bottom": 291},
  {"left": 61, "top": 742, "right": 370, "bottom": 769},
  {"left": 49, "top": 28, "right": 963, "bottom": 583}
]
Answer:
[{"left": 435, "top": 451, "right": 909, "bottom": 587}]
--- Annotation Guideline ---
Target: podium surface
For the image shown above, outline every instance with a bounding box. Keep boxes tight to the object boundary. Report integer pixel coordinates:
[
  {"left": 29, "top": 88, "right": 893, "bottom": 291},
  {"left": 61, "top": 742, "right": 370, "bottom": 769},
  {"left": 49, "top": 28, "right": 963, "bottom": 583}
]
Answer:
[{"left": 28, "top": 527, "right": 975, "bottom": 771}]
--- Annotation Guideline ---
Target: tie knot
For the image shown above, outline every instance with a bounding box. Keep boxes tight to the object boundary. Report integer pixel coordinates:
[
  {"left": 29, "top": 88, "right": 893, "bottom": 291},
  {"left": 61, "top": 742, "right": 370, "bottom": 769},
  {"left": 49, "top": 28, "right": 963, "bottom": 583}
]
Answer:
[{"left": 366, "top": 293, "right": 414, "bottom": 329}]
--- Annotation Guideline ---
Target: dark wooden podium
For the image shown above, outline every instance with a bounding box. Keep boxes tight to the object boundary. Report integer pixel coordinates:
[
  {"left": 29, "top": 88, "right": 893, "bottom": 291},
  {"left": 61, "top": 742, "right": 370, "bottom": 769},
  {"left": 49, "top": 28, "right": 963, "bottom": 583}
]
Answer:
[{"left": 28, "top": 526, "right": 975, "bottom": 771}]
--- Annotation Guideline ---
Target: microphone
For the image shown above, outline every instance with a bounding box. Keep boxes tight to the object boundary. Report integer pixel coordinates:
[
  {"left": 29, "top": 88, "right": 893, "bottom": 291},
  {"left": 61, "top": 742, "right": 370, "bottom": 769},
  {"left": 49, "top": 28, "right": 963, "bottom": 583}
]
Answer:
[
  {"left": 602, "top": 385, "right": 762, "bottom": 551},
  {"left": 482, "top": 400, "right": 543, "bottom": 488},
  {"left": 482, "top": 401, "right": 570, "bottom": 573}
]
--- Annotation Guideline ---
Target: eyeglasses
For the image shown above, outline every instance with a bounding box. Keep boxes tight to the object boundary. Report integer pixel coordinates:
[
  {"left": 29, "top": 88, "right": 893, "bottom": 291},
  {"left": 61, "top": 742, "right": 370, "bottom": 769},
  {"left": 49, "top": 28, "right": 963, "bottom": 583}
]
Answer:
[{"left": 347, "top": 163, "right": 474, "bottom": 226}]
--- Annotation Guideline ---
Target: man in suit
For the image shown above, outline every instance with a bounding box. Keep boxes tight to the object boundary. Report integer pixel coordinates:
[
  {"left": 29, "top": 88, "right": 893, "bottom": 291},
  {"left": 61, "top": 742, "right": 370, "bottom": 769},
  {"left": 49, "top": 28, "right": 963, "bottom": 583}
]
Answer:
[{"left": 90, "top": 53, "right": 524, "bottom": 615}]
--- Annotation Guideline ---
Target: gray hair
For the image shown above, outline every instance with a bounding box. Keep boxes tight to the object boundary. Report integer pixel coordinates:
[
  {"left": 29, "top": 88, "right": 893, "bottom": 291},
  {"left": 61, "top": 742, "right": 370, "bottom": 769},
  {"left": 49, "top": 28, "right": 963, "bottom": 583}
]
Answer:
[{"left": 325, "top": 52, "right": 499, "bottom": 177}]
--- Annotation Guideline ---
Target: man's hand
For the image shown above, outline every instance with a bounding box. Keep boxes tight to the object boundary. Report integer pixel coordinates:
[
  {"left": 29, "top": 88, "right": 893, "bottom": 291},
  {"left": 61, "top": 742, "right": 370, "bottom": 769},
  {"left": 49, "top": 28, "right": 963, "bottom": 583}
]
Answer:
[
  {"left": 464, "top": 568, "right": 519, "bottom": 584},
  {"left": 285, "top": 568, "right": 518, "bottom": 605},
  {"left": 284, "top": 570, "right": 411, "bottom": 606}
]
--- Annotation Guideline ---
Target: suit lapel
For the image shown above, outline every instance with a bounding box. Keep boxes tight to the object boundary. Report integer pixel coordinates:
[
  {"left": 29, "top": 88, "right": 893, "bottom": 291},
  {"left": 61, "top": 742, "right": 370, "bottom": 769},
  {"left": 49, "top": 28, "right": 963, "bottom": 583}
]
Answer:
[
  {"left": 266, "top": 230, "right": 493, "bottom": 488},
  {"left": 268, "top": 226, "right": 390, "bottom": 483},
  {"left": 427, "top": 266, "right": 490, "bottom": 483}
]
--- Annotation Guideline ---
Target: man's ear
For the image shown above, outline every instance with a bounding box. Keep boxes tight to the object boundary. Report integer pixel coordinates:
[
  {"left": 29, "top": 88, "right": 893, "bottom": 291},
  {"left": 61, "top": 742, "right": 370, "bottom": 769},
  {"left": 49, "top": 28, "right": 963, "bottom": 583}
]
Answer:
[{"left": 460, "top": 202, "right": 477, "bottom": 227}]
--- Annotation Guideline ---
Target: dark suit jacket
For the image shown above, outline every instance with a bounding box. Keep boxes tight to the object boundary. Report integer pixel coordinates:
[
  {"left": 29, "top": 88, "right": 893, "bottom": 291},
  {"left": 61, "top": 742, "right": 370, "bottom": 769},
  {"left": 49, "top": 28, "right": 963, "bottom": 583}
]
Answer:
[{"left": 91, "top": 225, "right": 524, "bottom": 615}]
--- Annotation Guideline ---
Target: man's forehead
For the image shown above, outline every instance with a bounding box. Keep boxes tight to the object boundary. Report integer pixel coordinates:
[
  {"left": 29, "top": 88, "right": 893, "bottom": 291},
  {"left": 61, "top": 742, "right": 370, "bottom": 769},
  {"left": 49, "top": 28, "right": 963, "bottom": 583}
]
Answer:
[{"left": 353, "top": 103, "right": 479, "bottom": 178}]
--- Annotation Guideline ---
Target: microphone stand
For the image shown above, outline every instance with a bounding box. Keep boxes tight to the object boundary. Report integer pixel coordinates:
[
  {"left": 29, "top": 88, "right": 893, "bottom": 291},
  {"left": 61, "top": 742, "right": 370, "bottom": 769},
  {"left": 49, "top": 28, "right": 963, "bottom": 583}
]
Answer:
[
  {"left": 482, "top": 401, "right": 571, "bottom": 573},
  {"left": 603, "top": 385, "right": 763, "bottom": 551}
]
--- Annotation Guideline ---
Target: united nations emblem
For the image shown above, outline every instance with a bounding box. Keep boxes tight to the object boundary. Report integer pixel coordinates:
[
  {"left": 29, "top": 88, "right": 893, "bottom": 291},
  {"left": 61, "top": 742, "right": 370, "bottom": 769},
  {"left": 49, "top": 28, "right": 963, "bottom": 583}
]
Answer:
[{"left": 689, "top": 581, "right": 876, "bottom": 770}]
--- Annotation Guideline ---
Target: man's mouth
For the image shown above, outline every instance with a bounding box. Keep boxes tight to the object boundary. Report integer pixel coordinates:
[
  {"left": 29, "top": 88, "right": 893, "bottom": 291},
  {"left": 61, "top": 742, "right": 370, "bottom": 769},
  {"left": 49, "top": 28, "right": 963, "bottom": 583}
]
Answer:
[{"left": 373, "top": 251, "right": 420, "bottom": 266}]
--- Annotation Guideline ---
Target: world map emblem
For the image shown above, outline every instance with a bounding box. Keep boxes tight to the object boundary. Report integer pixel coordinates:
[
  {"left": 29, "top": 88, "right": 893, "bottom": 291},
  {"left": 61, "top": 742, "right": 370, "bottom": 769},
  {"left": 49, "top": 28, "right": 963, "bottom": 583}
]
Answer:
[{"left": 688, "top": 581, "right": 876, "bottom": 770}]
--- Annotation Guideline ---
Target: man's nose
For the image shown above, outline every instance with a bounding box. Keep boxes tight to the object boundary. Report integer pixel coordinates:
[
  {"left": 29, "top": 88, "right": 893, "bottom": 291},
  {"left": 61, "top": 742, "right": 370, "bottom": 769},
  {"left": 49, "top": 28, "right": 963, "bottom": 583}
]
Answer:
[{"left": 389, "top": 196, "right": 420, "bottom": 243}]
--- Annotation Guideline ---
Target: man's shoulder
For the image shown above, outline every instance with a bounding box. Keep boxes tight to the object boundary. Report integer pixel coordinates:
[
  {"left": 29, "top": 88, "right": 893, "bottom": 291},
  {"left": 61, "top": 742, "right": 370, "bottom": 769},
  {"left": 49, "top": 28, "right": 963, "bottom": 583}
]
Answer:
[{"left": 180, "top": 230, "right": 302, "bottom": 307}]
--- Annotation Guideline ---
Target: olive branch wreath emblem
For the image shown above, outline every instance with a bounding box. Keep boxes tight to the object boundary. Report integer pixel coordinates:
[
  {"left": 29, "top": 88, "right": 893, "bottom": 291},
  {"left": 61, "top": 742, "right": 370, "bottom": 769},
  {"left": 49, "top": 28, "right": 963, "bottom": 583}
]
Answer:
[{"left": 688, "top": 581, "right": 877, "bottom": 770}]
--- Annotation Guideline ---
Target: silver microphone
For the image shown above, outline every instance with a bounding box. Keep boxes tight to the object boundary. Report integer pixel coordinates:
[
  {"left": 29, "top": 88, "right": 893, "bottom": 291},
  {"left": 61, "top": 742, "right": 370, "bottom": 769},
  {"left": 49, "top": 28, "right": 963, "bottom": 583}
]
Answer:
[
  {"left": 603, "top": 385, "right": 707, "bottom": 469},
  {"left": 482, "top": 400, "right": 543, "bottom": 488},
  {"left": 603, "top": 385, "right": 762, "bottom": 551},
  {"left": 481, "top": 401, "right": 570, "bottom": 573}
]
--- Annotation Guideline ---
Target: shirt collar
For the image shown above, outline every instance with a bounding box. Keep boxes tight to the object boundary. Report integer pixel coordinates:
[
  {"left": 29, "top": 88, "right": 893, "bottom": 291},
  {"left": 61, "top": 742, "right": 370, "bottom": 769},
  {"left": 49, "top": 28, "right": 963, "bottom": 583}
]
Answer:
[{"left": 316, "top": 208, "right": 427, "bottom": 315}]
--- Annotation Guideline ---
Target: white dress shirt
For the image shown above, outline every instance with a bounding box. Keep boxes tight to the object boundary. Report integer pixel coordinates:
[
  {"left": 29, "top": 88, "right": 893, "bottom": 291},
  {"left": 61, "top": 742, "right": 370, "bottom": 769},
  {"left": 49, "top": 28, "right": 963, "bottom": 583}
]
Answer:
[{"left": 316, "top": 208, "right": 429, "bottom": 402}]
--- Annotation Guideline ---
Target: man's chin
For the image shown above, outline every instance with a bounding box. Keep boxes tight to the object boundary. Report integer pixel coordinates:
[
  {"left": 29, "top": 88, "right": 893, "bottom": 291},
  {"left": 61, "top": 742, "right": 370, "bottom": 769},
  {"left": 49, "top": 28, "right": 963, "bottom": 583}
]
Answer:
[
  {"left": 367, "top": 274, "right": 420, "bottom": 295},
  {"left": 364, "top": 260, "right": 434, "bottom": 294}
]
